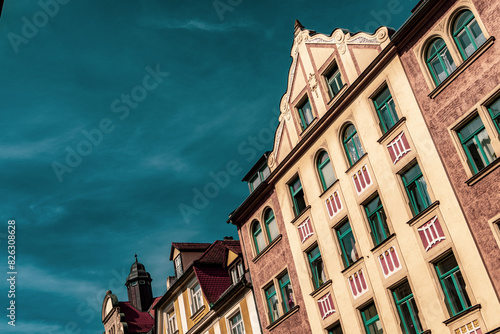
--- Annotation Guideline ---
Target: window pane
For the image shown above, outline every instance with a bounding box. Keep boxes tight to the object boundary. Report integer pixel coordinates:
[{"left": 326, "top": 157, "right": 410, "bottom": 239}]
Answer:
[
  {"left": 430, "top": 56, "right": 446, "bottom": 84},
  {"left": 477, "top": 129, "right": 496, "bottom": 162},
  {"left": 442, "top": 48, "right": 456, "bottom": 73},
  {"left": 366, "top": 196, "right": 382, "bottom": 214},
  {"left": 260, "top": 165, "right": 271, "bottom": 180},
  {"left": 489, "top": 98, "right": 500, "bottom": 118},
  {"left": 470, "top": 20, "right": 486, "bottom": 47},
  {"left": 338, "top": 222, "right": 359, "bottom": 266},
  {"left": 354, "top": 133, "right": 365, "bottom": 157},
  {"left": 266, "top": 212, "right": 279, "bottom": 241},
  {"left": 408, "top": 298, "right": 423, "bottom": 333},
  {"left": 459, "top": 116, "right": 484, "bottom": 140},
  {"left": 256, "top": 229, "right": 266, "bottom": 253},
  {"left": 455, "top": 271, "right": 472, "bottom": 308},
  {"left": 437, "top": 254, "right": 458, "bottom": 274},
  {"left": 443, "top": 276, "right": 463, "bottom": 313},
  {"left": 328, "top": 67, "right": 343, "bottom": 97},
  {"left": 344, "top": 125, "right": 356, "bottom": 140},
  {"left": 320, "top": 162, "right": 336, "bottom": 189},
  {"left": 458, "top": 30, "right": 475, "bottom": 58},
  {"left": 374, "top": 87, "right": 391, "bottom": 106},
  {"left": 291, "top": 178, "right": 302, "bottom": 193},
  {"left": 454, "top": 11, "right": 473, "bottom": 31},
  {"left": 346, "top": 140, "right": 359, "bottom": 163},
  {"left": 300, "top": 99, "right": 313, "bottom": 128}
]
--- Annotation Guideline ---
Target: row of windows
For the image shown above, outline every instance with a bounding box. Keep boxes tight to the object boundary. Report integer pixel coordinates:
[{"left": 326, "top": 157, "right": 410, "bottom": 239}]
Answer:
[
  {"left": 166, "top": 304, "right": 245, "bottom": 334},
  {"left": 323, "top": 252, "right": 470, "bottom": 334},
  {"left": 426, "top": 10, "right": 487, "bottom": 86}
]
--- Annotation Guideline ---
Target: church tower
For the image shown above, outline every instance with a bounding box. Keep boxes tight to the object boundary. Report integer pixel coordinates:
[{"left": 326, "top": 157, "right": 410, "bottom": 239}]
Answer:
[{"left": 125, "top": 255, "right": 153, "bottom": 312}]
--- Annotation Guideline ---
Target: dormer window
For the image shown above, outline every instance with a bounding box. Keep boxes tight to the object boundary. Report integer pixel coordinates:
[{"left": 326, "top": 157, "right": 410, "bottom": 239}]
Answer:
[
  {"left": 230, "top": 262, "right": 245, "bottom": 284},
  {"left": 174, "top": 255, "right": 183, "bottom": 279},
  {"left": 248, "top": 163, "right": 271, "bottom": 193}
]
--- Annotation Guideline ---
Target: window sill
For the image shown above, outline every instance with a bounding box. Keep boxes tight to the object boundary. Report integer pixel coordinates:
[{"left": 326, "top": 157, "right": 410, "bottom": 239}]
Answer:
[
  {"left": 465, "top": 157, "right": 500, "bottom": 186},
  {"left": 377, "top": 117, "right": 407, "bottom": 143},
  {"left": 405, "top": 201, "right": 440, "bottom": 226},
  {"left": 443, "top": 304, "right": 481, "bottom": 325},
  {"left": 252, "top": 234, "right": 282, "bottom": 264},
  {"left": 340, "top": 257, "right": 364, "bottom": 274},
  {"left": 370, "top": 233, "right": 397, "bottom": 253},
  {"left": 266, "top": 305, "right": 300, "bottom": 331},
  {"left": 429, "top": 37, "right": 495, "bottom": 99},
  {"left": 189, "top": 305, "right": 205, "bottom": 320},
  {"left": 344, "top": 153, "right": 368, "bottom": 174},
  {"left": 299, "top": 117, "right": 318, "bottom": 137},
  {"left": 319, "top": 179, "right": 339, "bottom": 198},
  {"left": 310, "top": 279, "right": 332, "bottom": 298},
  {"left": 289, "top": 205, "right": 312, "bottom": 225},
  {"left": 326, "top": 84, "right": 348, "bottom": 105}
]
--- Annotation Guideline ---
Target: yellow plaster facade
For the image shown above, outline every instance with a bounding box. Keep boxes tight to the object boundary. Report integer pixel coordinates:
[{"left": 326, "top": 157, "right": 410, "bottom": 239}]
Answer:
[{"left": 261, "top": 24, "right": 500, "bottom": 334}]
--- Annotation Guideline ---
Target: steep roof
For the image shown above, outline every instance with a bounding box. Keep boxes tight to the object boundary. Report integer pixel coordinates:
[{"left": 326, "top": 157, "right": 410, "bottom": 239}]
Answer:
[
  {"left": 193, "top": 266, "right": 232, "bottom": 304},
  {"left": 147, "top": 296, "right": 163, "bottom": 319},
  {"left": 119, "top": 302, "right": 155, "bottom": 333},
  {"left": 169, "top": 242, "right": 211, "bottom": 260},
  {"left": 197, "top": 240, "right": 241, "bottom": 266}
]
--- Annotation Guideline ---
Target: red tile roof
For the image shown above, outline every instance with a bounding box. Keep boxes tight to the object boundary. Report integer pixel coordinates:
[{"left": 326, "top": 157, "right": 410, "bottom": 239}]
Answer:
[
  {"left": 169, "top": 242, "right": 211, "bottom": 260},
  {"left": 197, "top": 240, "right": 242, "bottom": 266},
  {"left": 193, "top": 266, "right": 232, "bottom": 304},
  {"left": 119, "top": 302, "right": 155, "bottom": 333}
]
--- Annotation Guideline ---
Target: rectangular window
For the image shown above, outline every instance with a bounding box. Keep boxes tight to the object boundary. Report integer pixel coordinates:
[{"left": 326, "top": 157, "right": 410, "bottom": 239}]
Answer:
[
  {"left": 298, "top": 97, "right": 314, "bottom": 130},
  {"left": 229, "top": 312, "right": 245, "bottom": 334},
  {"left": 364, "top": 196, "right": 390, "bottom": 246},
  {"left": 289, "top": 176, "right": 307, "bottom": 216},
  {"left": 373, "top": 86, "right": 399, "bottom": 133},
  {"left": 260, "top": 163, "right": 271, "bottom": 181},
  {"left": 457, "top": 115, "right": 497, "bottom": 174},
  {"left": 230, "top": 262, "right": 244, "bottom": 284},
  {"left": 167, "top": 309, "right": 177, "bottom": 334},
  {"left": 265, "top": 284, "right": 281, "bottom": 323},
  {"left": 488, "top": 97, "right": 500, "bottom": 134},
  {"left": 360, "top": 303, "right": 383, "bottom": 334},
  {"left": 328, "top": 324, "right": 344, "bottom": 334},
  {"left": 392, "top": 282, "right": 423, "bottom": 334},
  {"left": 278, "top": 272, "right": 295, "bottom": 313},
  {"left": 190, "top": 282, "right": 203, "bottom": 314},
  {"left": 336, "top": 221, "right": 359, "bottom": 268},
  {"left": 174, "top": 255, "right": 183, "bottom": 279},
  {"left": 401, "top": 164, "right": 432, "bottom": 216},
  {"left": 326, "top": 65, "right": 343, "bottom": 98},
  {"left": 307, "top": 246, "right": 326, "bottom": 289},
  {"left": 435, "top": 253, "right": 471, "bottom": 316}
]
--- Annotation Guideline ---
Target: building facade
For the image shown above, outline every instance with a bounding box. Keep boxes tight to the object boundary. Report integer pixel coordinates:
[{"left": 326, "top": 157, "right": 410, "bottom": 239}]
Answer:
[
  {"left": 394, "top": 0, "right": 500, "bottom": 298},
  {"left": 154, "top": 239, "right": 262, "bottom": 334},
  {"left": 229, "top": 5, "right": 500, "bottom": 334}
]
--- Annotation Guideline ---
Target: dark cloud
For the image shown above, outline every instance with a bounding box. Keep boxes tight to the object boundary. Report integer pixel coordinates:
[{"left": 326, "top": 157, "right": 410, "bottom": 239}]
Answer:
[{"left": 0, "top": 0, "right": 416, "bottom": 332}]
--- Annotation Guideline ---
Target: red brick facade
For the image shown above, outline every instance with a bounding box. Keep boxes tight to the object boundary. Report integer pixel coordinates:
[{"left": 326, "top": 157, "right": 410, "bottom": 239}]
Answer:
[
  {"left": 396, "top": 0, "right": 500, "bottom": 296},
  {"left": 234, "top": 189, "right": 312, "bottom": 333}
]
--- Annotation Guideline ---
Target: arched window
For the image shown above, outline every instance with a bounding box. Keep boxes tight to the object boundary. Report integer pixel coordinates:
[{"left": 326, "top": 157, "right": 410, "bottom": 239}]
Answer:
[
  {"left": 453, "top": 10, "right": 486, "bottom": 60},
  {"left": 317, "top": 151, "right": 336, "bottom": 190},
  {"left": 252, "top": 221, "right": 266, "bottom": 254},
  {"left": 426, "top": 38, "right": 457, "bottom": 85},
  {"left": 264, "top": 208, "right": 279, "bottom": 242},
  {"left": 343, "top": 124, "right": 364, "bottom": 166}
]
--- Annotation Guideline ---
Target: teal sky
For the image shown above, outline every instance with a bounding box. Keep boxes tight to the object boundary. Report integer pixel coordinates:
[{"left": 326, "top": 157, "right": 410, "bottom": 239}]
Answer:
[{"left": 0, "top": 0, "right": 417, "bottom": 332}]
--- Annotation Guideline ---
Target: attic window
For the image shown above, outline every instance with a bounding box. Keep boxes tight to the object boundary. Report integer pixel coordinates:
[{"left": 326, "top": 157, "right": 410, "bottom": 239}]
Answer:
[
  {"left": 230, "top": 262, "right": 244, "bottom": 284},
  {"left": 248, "top": 163, "right": 271, "bottom": 193},
  {"left": 174, "top": 254, "right": 183, "bottom": 279}
]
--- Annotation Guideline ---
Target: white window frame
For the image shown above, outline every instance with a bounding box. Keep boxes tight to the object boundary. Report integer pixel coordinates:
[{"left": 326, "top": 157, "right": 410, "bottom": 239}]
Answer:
[
  {"left": 189, "top": 281, "right": 203, "bottom": 315},
  {"left": 174, "top": 255, "right": 183, "bottom": 279},
  {"left": 231, "top": 262, "right": 245, "bottom": 284},
  {"left": 166, "top": 308, "right": 177, "bottom": 334},
  {"left": 228, "top": 310, "right": 245, "bottom": 334}
]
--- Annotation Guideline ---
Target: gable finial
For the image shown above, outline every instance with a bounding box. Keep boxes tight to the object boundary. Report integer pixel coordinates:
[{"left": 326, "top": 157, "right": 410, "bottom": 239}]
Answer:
[
  {"left": 135, "top": 253, "right": 138, "bottom": 263},
  {"left": 294, "top": 19, "right": 304, "bottom": 36}
]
